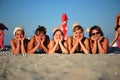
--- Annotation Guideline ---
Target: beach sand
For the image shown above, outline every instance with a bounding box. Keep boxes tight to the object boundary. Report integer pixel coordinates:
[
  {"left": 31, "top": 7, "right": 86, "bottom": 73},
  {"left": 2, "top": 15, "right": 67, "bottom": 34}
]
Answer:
[{"left": 0, "top": 51, "right": 120, "bottom": 80}]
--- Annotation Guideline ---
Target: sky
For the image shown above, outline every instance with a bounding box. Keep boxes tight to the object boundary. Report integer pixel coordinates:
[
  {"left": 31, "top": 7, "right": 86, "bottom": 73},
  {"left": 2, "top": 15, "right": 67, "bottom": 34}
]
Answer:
[{"left": 0, "top": 0, "right": 120, "bottom": 45}]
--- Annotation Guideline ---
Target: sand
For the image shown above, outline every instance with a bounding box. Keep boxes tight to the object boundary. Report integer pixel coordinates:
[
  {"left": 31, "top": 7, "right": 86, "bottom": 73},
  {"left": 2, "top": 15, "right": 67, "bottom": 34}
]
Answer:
[{"left": 0, "top": 51, "right": 120, "bottom": 80}]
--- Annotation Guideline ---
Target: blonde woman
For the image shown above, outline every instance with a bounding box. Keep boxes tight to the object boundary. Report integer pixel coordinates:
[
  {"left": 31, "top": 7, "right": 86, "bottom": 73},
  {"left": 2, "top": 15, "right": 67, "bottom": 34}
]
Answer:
[
  {"left": 10, "top": 27, "right": 28, "bottom": 54},
  {"left": 67, "top": 22, "right": 90, "bottom": 54}
]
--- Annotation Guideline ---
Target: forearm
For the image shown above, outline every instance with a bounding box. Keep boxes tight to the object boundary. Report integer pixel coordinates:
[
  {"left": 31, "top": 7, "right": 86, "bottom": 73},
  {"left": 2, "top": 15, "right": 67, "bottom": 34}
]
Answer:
[
  {"left": 98, "top": 42, "right": 106, "bottom": 54},
  {"left": 48, "top": 43, "right": 58, "bottom": 54},
  {"left": 21, "top": 43, "right": 26, "bottom": 54},
  {"left": 59, "top": 42, "right": 68, "bottom": 54},
  {"left": 13, "top": 45, "right": 21, "bottom": 54},
  {"left": 91, "top": 41, "right": 97, "bottom": 54},
  {"left": 27, "top": 43, "right": 40, "bottom": 54},
  {"left": 70, "top": 42, "right": 78, "bottom": 54},
  {"left": 79, "top": 41, "right": 89, "bottom": 54},
  {"left": 41, "top": 44, "right": 49, "bottom": 53}
]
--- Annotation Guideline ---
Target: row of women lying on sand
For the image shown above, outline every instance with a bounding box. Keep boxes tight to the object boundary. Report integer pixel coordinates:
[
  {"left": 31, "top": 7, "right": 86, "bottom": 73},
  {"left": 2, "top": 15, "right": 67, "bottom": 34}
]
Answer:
[
  {"left": 10, "top": 13, "right": 120, "bottom": 54},
  {"left": 10, "top": 23, "right": 113, "bottom": 54}
]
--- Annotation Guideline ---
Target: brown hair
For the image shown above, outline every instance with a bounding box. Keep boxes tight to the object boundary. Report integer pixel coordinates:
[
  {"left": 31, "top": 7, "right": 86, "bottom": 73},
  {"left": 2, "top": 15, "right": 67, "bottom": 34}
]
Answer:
[
  {"left": 35, "top": 25, "right": 46, "bottom": 36},
  {"left": 73, "top": 25, "right": 83, "bottom": 32},
  {"left": 53, "top": 29, "right": 64, "bottom": 36},
  {"left": 89, "top": 25, "right": 104, "bottom": 37}
]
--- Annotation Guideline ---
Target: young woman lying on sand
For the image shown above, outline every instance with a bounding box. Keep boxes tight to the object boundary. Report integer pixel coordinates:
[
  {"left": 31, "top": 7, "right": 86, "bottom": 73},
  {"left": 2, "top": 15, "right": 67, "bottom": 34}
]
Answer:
[
  {"left": 27, "top": 26, "right": 50, "bottom": 54},
  {"left": 10, "top": 27, "right": 28, "bottom": 54},
  {"left": 48, "top": 27, "right": 68, "bottom": 54},
  {"left": 67, "top": 22, "right": 90, "bottom": 54},
  {"left": 89, "top": 25, "right": 108, "bottom": 54}
]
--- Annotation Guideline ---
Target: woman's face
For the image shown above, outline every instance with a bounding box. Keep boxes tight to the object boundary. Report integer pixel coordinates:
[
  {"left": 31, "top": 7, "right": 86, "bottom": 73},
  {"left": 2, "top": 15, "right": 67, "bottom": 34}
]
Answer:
[
  {"left": 91, "top": 29, "right": 101, "bottom": 40},
  {"left": 54, "top": 31, "right": 63, "bottom": 41},
  {"left": 36, "top": 31, "right": 45, "bottom": 41},
  {"left": 15, "top": 30, "right": 24, "bottom": 41},
  {"left": 73, "top": 29, "right": 83, "bottom": 39}
]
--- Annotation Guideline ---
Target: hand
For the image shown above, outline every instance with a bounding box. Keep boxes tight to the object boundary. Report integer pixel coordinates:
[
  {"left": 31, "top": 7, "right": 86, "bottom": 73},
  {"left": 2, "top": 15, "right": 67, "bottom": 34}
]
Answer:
[
  {"left": 79, "top": 33, "right": 84, "bottom": 41},
  {"left": 14, "top": 36, "right": 20, "bottom": 42},
  {"left": 35, "top": 36, "right": 40, "bottom": 44},
  {"left": 54, "top": 38, "right": 59, "bottom": 44},
  {"left": 90, "top": 36, "right": 96, "bottom": 41},
  {"left": 98, "top": 36, "right": 103, "bottom": 42},
  {"left": 59, "top": 36, "right": 63, "bottom": 43},
  {"left": 14, "top": 37, "right": 21, "bottom": 46},
  {"left": 21, "top": 36, "right": 26, "bottom": 42},
  {"left": 41, "top": 36, "right": 45, "bottom": 44},
  {"left": 74, "top": 36, "right": 79, "bottom": 41},
  {"left": 73, "top": 37, "right": 79, "bottom": 45},
  {"left": 109, "top": 42, "right": 112, "bottom": 47}
]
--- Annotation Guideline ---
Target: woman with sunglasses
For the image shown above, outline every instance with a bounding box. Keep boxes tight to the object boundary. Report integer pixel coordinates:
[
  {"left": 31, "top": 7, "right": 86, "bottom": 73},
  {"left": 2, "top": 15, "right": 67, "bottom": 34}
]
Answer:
[
  {"left": 89, "top": 25, "right": 108, "bottom": 54},
  {"left": 67, "top": 22, "right": 90, "bottom": 54},
  {"left": 110, "top": 13, "right": 120, "bottom": 48}
]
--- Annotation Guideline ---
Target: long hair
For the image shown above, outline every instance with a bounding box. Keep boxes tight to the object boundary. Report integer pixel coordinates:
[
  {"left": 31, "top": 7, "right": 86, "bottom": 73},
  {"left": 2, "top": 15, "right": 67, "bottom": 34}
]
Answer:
[
  {"left": 73, "top": 25, "right": 83, "bottom": 32},
  {"left": 35, "top": 25, "right": 46, "bottom": 36}
]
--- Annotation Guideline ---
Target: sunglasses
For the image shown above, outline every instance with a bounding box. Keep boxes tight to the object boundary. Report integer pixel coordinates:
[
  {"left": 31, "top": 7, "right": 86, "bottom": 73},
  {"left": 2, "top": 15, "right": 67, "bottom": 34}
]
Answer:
[{"left": 91, "top": 32, "right": 100, "bottom": 35}]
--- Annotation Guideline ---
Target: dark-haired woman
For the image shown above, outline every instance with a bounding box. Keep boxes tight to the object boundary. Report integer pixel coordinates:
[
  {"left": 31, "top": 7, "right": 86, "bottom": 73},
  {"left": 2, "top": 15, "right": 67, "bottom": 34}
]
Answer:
[
  {"left": 48, "top": 27, "right": 68, "bottom": 54},
  {"left": 27, "top": 26, "right": 50, "bottom": 54},
  {"left": 67, "top": 22, "right": 90, "bottom": 54},
  {"left": 89, "top": 25, "right": 108, "bottom": 54}
]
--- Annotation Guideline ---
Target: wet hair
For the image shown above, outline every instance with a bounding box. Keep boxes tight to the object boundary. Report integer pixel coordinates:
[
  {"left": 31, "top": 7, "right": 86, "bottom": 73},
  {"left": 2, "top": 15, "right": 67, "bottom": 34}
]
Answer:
[
  {"left": 89, "top": 25, "right": 104, "bottom": 37},
  {"left": 53, "top": 29, "right": 64, "bottom": 36},
  {"left": 35, "top": 25, "right": 46, "bottom": 36},
  {"left": 73, "top": 25, "right": 83, "bottom": 32}
]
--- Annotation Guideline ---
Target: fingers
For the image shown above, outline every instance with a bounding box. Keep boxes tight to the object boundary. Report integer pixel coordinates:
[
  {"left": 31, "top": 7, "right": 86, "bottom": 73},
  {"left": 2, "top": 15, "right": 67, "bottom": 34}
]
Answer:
[
  {"left": 98, "top": 36, "right": 103, "bottom": 42},
  {"left": 35, "top": 36, "right": 40, "bottom": 43}
]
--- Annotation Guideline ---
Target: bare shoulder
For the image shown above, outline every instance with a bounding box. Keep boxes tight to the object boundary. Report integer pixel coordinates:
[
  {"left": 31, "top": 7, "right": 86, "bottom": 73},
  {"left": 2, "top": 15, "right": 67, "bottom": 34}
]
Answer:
[
  {"left": 10, "top": 38, "right": 15, "bottom": 43},
  {"left": 29, "top": 36, "right": 35, "bottom": 42},
  {"left": 50, "top": 39, "right": 54, "bottom": 44},
  {"left": 10, "top": 39, "right": 17, "bottom": 46},
  {"left": 30, "top": 36, "right": 35, "bottom": 40},
  {"left": 67, "top": 36, "right": 72, "bottom": 39},
  {"left": 84, "top": 37, "right": 89, "bottom": 42},
  {"left": 104, "top": 37, "right": 109, "bottom": 42},
  {"left": 67, "top": 36, "right": 73, "bottom": 41},
  {"left": 48, "top": 39, "right": 54, "bottom": 48},
  {"left": 85, "top": 37, "right": 89, "bottom": 40}
]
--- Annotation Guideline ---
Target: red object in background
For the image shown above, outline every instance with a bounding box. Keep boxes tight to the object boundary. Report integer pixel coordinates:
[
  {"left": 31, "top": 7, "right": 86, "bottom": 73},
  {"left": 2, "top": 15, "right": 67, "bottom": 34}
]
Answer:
[
  {"left": 118, "top": 36, "right": 120, "bottom": 48},
  {"left": 61, "top": 13, "right": 68, "bottom": 40},
  {"left": 0, "top": 23, "right": 8, "bottom": 49},
  {"left": 0, "top": 30, "right": 5, "bottom": 48}
]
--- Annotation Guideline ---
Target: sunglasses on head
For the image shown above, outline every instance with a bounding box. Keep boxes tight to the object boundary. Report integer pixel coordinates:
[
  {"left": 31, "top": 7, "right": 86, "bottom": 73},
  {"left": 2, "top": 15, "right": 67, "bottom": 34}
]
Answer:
[{"left": 91, "top": 32, "right": 100, "bottom": 35}]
